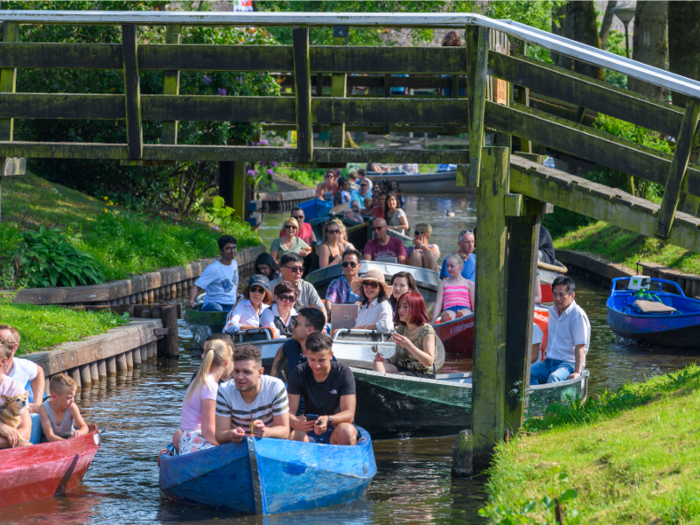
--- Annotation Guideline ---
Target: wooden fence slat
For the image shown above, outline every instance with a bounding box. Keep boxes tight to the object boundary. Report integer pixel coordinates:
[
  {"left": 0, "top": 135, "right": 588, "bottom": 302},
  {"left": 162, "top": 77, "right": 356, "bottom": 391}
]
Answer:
[
  {"left": 122, "top": 23, "right": 143, "bottom": 159},
  {"left": 0, "top": 22, "right": 19, "bottom": 143},
  {"left": 161, "top": 25, "right": 181, "bottom": 146},
  {"left": 467, "top": 26, "right": 489, "bottom": 187},
  {"left": 329, "top": 25, "right": 348, "bottom": 149},
  {"left": 293, "top": 26, "right": 313, "bottom": 163},
  {"left": 657, "top": 98, "right": 700, "bottom": 238}
]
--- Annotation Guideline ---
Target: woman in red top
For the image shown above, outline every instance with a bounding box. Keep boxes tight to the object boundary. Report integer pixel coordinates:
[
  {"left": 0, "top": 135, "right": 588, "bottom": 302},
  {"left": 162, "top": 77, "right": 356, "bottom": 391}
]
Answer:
[{"left": 371, "top": 192, "right": 387, "bottom": 219}]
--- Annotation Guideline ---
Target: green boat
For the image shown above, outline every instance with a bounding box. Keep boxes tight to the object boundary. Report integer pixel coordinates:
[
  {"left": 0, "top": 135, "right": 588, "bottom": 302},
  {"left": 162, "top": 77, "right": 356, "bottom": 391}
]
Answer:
[
  {"left": 183, "top": 303, "right": 229, "bottom": 345},
  {"left": 351, "top": 368, "right": 589, "bottom": 439}
]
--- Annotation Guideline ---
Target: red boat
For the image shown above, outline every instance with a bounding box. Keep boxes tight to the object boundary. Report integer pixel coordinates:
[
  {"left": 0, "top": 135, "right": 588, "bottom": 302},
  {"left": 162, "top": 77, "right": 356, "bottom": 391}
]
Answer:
[
  {"left": 0, "top": 425, "right": 100, "bottom": 509},
  {"left": 433, "top": 313, "right": 474, "bottom": 353}
]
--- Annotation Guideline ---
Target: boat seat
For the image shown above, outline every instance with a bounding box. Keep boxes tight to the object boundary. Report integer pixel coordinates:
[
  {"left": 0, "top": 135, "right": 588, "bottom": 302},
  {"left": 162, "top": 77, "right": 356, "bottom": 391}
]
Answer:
[{"left": 632, "top": 300, "right": 676, "bottom": 315}]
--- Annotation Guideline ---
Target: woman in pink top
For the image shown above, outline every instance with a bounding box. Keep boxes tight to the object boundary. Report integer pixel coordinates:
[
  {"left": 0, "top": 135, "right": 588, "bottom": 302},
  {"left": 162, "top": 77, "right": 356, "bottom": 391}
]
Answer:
[
  {"left": 177, "top": 339, "right": 233, "bottom": 455},
  {"left": 432, "top": 254, "right": 475, "bottom": 323}
]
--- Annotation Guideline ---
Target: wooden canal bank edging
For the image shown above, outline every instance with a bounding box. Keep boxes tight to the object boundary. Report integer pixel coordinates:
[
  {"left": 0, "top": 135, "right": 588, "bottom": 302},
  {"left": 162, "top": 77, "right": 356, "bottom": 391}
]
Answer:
[
  {"left": 258, "top": 189, "right": 315, "bottom": 213},
  {"left": 23, "top": 318, "right": 162, "bottom": 391},
  {"left": 8, "top": 245, "right": 265, "bottom": 306}
]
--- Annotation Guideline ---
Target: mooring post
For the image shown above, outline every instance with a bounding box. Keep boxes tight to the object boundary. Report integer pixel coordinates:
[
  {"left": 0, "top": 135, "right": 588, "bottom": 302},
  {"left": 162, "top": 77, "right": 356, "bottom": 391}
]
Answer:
[
  {"left": 161, "top": 304, "right": 179, "bottom": 359},
  {"left": 504, "top": 207, "right": 541, "bottom": 432},
  {"left": 470, "top": 146, "right": 510, "bottom": 473}
]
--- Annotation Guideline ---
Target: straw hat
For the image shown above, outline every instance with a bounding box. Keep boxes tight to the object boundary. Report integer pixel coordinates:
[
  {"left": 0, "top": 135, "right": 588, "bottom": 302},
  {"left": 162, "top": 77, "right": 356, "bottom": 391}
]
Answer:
[{"left": 350, "top": 269, "right": 392, "bottom": 296}]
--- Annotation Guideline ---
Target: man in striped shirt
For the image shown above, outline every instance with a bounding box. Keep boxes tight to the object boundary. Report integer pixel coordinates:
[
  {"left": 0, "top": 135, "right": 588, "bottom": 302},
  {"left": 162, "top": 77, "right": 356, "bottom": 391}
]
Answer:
[{"left": 215, "top": 345, "right": 289, "bottom": 442}]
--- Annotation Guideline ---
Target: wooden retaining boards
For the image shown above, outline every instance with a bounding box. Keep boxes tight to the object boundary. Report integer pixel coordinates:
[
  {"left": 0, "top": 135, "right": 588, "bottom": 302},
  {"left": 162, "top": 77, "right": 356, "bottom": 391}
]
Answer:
[
  {"left": 258, "top": 188, "right": 314, "bottom": 202},
  {"left": 9, "top": 245, "right": 264, "bottom": 305},
  {"left": 554, "top": 250, "right": 636, "bottom": 281},
  {"left": 22, "top": 319, "right": 160, "bottom": 377},
  {"left": 509, "top": 156, "right": 700, "bottom": 255}
]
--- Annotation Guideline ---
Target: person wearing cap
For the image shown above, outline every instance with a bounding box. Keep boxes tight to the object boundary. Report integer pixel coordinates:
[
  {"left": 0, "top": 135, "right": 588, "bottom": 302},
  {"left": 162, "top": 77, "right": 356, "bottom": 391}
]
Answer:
[
  {"left": 351, "top": 269, "right": 394, "bottom": 333},
  {"left": 223, "top": 275, "right": 274, "bottom": 334}
]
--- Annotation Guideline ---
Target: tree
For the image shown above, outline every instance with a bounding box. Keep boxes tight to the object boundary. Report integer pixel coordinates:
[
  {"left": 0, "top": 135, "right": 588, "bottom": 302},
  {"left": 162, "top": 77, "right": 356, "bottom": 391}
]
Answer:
[
  {"left": 557, "top": 1, "right": 604, "bottom": 81},
  {"left": 629, "top": 1, "right": 668, "bottom": 101},
  {"left": 668, "top": 0, "right": 700, "bottom": 108},
  {"left": 598, "top": 0, "right": 617, "bottom": 50}
]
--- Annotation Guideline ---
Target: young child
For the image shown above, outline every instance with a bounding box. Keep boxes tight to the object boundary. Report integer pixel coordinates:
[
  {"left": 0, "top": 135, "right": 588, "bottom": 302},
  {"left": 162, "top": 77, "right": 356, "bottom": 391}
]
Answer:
[
  {"left": 177, "top": 338, "right": 233, "bottom": 455},
  {"left": 432, "top": 254, "right": 475, "bottom": 323},
  {"left": 38, "top": 374, "right": 89, "bottom": 441}
]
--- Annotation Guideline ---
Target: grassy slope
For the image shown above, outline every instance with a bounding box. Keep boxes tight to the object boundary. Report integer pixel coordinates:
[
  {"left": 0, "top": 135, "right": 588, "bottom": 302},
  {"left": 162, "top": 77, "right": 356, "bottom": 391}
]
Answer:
[
  {"left": 1, "top": 303, "right": 129, "bottom": 355},
  {"left": 485, "top": 365, "right": 700, "bottom": 524},
  {"left": 554, "top": 221, "right": 700, "bottom": 276},
  {"left": 2, "top": 173, "right": 260, "bottom": 283}
]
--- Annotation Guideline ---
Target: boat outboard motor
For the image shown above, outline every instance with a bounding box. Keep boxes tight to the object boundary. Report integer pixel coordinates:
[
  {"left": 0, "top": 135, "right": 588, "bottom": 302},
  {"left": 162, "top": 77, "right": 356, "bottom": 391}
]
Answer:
[{"left": 627, "top": 276, "right": 651, "bottom": 291}]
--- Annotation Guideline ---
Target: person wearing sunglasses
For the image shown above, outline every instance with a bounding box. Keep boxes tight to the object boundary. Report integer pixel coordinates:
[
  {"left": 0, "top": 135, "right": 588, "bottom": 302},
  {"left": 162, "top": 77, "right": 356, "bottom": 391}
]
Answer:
[
  {"left": 350, "top": 269, "right": 394, "bottom": 333},
  {"left": 260, "top": 281, "right": 298, "bottom": 339},
  {"left": 223, "top": 275, "right": 273, "bottom": 335},
  {"left": 439, "top": 229, "right": 476, "bottom": 281},
  {"left": 349, "top": 174, "right": 371, "bottom": 209},
  {"left": 270, "top": 218, "right": 311, "bottom": 264},
  {"left": 187, "top": 235, "right": 239, "bottom": 311},
  {"left": 315, "top": 219, "right": 355, "bottom": 271},
  {"left": 363, "top": 219, "right": 407, "bottom": 265},
  {"left": 314, "top": 170, "right": 339, "bottom": 201},
  {"left": 407, "top": 223, "right": 440, "bottom": 272},
  {"left": 277, "top": 207, "right": 317, "bottom": 245},
  {"left": 270, "top": 253, "right": 326, "bottom": 319},
  {"left": 324, "top": 250, "right": 363, "bottom": 318}
]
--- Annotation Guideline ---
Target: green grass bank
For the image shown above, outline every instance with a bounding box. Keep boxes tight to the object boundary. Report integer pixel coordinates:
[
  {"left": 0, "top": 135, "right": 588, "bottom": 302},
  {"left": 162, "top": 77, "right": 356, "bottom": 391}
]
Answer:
[
  {"left": 482, "top": 364, "right": 700, "bottom": 524},
  {"left": 554, "top": 221, "right": 700, "bottom": 276},
  {"left": 1, "top": 173, "right": 260, "bottom": 288},
  {"left": 1, "top": 302, "right": 129, "bottom": 355}
]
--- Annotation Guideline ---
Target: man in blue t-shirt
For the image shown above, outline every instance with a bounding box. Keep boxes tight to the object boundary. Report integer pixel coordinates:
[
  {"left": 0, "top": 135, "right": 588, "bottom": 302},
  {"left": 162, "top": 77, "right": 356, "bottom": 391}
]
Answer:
[
  {"left": 187, "top": 235, "right": 239, "bottom": 311},
  {"left": 439, "top": 230, "right": 475, "bottom": 281},
  {"left": 270, "top": 308, "right": 330, "bottom": 380}
]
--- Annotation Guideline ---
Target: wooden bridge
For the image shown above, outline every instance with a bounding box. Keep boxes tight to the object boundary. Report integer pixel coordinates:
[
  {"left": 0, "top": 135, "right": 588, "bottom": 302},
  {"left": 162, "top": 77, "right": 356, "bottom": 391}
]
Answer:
[{"left": 2, "top": 10, "right": 700, "bottom": 473}]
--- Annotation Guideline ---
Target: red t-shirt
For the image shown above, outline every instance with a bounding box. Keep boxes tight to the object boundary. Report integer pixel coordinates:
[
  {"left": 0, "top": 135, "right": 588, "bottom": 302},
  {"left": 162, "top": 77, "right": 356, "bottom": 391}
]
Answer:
[
  {"left": 279, "top": 222, "right": 315, "bottom": 244},
  {"left": 364, "top": 237, "right": 406, "bottom": 261},
  {"left": 371, "top": 206, "right": 385, "bottom": 219}
]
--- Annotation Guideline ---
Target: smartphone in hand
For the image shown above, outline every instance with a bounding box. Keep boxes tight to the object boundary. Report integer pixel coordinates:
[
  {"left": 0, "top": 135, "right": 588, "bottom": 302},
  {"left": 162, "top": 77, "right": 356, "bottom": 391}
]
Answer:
[{"left": 305, "top": 414, "right": 319, "bottom": 421}]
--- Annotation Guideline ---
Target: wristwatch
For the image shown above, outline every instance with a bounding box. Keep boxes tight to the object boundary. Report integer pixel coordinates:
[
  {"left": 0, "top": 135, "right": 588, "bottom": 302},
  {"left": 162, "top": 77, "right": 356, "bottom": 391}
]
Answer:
[{"left": 328, "top": 416, "right": 333, "bottom": 426}]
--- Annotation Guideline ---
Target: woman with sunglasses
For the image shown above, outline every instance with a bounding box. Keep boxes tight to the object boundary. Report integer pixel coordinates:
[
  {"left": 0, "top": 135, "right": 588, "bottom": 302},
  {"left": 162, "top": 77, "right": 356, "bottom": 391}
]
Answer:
[
  {"left": 384, "top": 192, "right": 409, "bottom": 235},
  {"left": 223, "top": 275, "right": 273, "bottom": 334},
  {"left": 314, "top": 171, "right": 339, "bottom": 201},
  {"left": 315, "top": 219, "right": 356, "bottom": 270},
  {"left": 254, "top": 252, "right": 282, "bottom": 281},
  {"left": 260, "top": 281, "right": 298, "bottom": 339},
  {"left": 407, "top": 223, "right": 440, "bottom": 271},
  {"left": 350, "top": 269, "right": 394, "bottom": 333},
  {"left": 270, "top": 218, "right": 311, "bottom": 263},
  {"left": 389, "top": 271, "right": 418, "bottom": 313},
  {"left": 374, "top": 291, "right": 439, "bottom": 379}
]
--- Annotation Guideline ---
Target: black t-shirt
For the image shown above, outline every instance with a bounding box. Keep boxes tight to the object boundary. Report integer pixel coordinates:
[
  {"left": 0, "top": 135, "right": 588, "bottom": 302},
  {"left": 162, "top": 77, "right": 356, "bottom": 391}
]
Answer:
[
  {"left": 539, "top": 225, "right": 556, "bottom": 265},
  {"left": 287, "top": 361, "right": 355, "bottom": 417}
]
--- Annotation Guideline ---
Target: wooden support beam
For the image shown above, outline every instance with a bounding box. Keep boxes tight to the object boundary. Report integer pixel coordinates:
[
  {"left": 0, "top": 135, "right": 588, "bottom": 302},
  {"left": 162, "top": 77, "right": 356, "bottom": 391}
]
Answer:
[
  {"left": 122, "top": 23, "right": 143, "bottom": 159},
  {"left": 467, "top": 26, "right": 489, "bottom": 187},
  {"left": 0, "top": 22, "right": 19, "bottom": 143},
  {"left": 682, "top": 194, "right": 700, "bottom": 217},
  {"left": 471, "top": 146, "right": 509, "bottom": 472},
  {"left": 657, "top": 98, "right": 700, "bottom": 238},
  {"left": 293, "top": 26, "right": 313, "bottom": 163},
  {"left": 329, "top": 25, "right": 348, "bottom": 149},
  {"left": 485, "top": 101, "right": 700, "bottom": 200},
  {"left": 509, "top": 156, "right": 700, "bottom": 255},
  {"left": 504, "top": 212, "right": 540, "bottom": 433},
  {"left": 219, "top": 161, "right": 247, "bottom": 221},
  {"left": 161, "top": 25, "right": 181, "bottom": 146}
]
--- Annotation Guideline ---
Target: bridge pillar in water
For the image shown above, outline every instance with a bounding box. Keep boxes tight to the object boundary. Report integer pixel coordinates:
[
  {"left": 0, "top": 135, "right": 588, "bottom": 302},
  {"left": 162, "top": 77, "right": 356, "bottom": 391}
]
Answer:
[{"left": 219, "top": 161, "right": 247, "bottom": 222}]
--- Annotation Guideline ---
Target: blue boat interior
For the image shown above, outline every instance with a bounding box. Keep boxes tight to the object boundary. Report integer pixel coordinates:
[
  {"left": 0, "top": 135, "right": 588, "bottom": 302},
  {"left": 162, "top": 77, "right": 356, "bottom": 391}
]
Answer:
[{"left": 609, "top": 277, "right": 700, "bottom": 317}]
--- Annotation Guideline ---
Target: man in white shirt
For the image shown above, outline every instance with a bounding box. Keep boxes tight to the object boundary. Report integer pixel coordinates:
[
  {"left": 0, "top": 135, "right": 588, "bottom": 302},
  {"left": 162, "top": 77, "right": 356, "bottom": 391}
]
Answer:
[
  {"left": 530, "top": 276, "right": 591, "bottom": 384},
  {"left": 215, "top": 344, "right": 289, "bottom": 442},
  {"left": 0, "top": 325, "right": 44, "bottom": 413},
  {"left": 187, "top": 235, "right": 239, "bottom": 311},
  {"left": 270, "top": 253, "right": 325, "bottom": 317}
]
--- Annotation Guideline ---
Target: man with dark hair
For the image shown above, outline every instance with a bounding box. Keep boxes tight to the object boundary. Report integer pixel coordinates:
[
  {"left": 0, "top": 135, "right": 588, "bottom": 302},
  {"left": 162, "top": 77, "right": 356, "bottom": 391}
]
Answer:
[
  {"left": 278, "top": 207, "right": 316, "bottom": 244},
  {"left": 215, "top": 344, "right": 289, "bottom": 442},
  {"left": 270, "top": 253, "right": 325, "bottom": 314},
  {"left": 287, "top": 333, "right": 357, "bottom": 446},
  {"left": 187, "top": 235, "right": 239, "bottom": 311},
  {"left": 270, "top": 308, "right": 330, "bottom": 379},
  {"left": 530, "top": 276, "right": 590, "bottom": 385},
  {"left": 324, "top": 250, "right": 362, "bottom": 317}
]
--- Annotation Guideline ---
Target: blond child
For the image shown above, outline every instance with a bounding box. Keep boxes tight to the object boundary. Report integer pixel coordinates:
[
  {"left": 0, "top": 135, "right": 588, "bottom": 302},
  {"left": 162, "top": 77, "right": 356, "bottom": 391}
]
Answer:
[
  {"left": 432, "top": 254, "right": 475, "bottom": 323},
  {"left": 177, "top": 338, "right": 233, "bottom": 455},
  {"left": 38, "top": 374, "right": 88, "bottom": 441}
]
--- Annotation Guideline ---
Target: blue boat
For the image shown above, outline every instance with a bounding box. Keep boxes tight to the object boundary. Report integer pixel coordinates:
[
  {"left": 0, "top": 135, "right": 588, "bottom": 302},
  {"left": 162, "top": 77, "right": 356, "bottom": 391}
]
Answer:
[
  {"left": 159, "top": 429, "right": 377, "bottom": 514},
  {"left": 606, "top": 277, "right": 700, "bottom": 348}
]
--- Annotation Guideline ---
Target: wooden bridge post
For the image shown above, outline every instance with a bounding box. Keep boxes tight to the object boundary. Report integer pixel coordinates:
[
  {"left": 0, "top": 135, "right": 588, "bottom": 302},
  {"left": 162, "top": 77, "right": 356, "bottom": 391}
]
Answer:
[
  {"left": 466, "top": 26, "right": 489, "bottom": 187},
  {"left": 329, "top": 25, "right": 348, "bottom": 149},
  {"left": 293, "top": 26, "right": 313, "bottom": 163},
  {"left": 470, "top": 146, "right": 509, "bottom": 472},
  {"left": 0, "top": 21, "right": 18, "bottom": 227},
  {"left": 219, "top": 160, "right": 246, "bottom": 221},
  {"left": 121, "top": 23, "right": 143, "bottom": 159},
  {"left": 161, "top": 25, "right": 182, "bottom": 146}
]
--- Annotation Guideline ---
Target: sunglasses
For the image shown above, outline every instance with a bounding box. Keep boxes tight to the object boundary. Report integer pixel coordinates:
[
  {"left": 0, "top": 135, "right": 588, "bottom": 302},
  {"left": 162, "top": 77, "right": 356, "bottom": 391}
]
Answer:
[
  {"left": 292, "top": 215, "right": 304, "bottom": 220},
  {"left": 324, "top": 174, "right": 333, "bottom": 179},
  {"left": 414, "top": 231, "right": 426, "bottom": 236},
  {"left": 328, "top": 229, "right": 341, "bottom": 235},
  {"left": 250, "top": 286, "right": 265, "bottom": 294},
  {"left": 362, "top": 281, "right": 380, "bottom": 289},
  {"left": 283, "top": 266, "right": 304, "bottom": 273},
  {"left": 285, "top": 225, "right": 297, "bottom": 230},
  {"left": 360, "top": 183, "right": 369, "bottom": 187},
  {"left": 278, "top": 294, "right": 296, "bottom": 302},
  {"left": 342, "top": 261, "right": 358, "bottom": 268},
  {"left": 372, "top": 226, "right": 385, "bottom": 231}
]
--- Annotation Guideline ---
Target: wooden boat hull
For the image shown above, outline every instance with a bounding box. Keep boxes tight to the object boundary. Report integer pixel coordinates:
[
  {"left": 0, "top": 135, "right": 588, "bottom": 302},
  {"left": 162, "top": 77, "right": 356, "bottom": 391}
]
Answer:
[
  {"left": 367, "top": 171, "right": 459, "bottom": 194},
  {"left": 606, "top": 277, "right": 700, "bottom": 349},
  {"left": 0, "top": 425, "right": 100, "bottom": 509},
  {"left": 351, "top": 368, "right": 588, "bottom": 439},
  {"left": 159, "top": 429, "right": 377, "bottom": 514}
]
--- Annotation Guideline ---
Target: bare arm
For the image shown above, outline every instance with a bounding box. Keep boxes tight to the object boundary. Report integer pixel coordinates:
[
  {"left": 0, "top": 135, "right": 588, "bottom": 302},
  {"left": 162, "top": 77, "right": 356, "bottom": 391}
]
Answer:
[
  {"left": 317, "top": 244, "right": 332, "bottom": 269},
  {"left": 568, "top": 344, "right": 586, "bottom": 380},
  {"left": 30, "top": 366, "right": 45, "bottom": 413},
  {"left": 467, "top": 280, "right": 475, "bottom": 310},
  {"left": 397, "top": 254, "right": 407, "bottom": 265},
  {"left": 200, "top": 399, "right": 219, "bottom": 445},
  {"left": 69, "top": 404, "right": 89, "bottom": 437},
  {"left": 252, "top": 411, "right": 289, "bottom": 439},
  {"left": 432, "top": 282, "right": 446, "bottom": 323},
  {"left": 215, "top": 414, "right": 246, "bottom": 444},
  {"left": 270, "top": 250, "right": 279, "bottom": 262},
  {"left": 534, "top": 274, "right": 542, "bottom": 304},
  {"left": 363, "top": 253, "right": 372, "bottom": 261},
  {"left": 287, "top": 394, "right": 310, "bottom": 432},
  {"left": 531, "top": 343, "right": 541, "bottom": 364},
  {"left": 270, "top": 347, "right": 287, "bottom": 379},
  {"left": 187, "top": 284, "right": 202, "bottom": 308},
  {"left": 392, "top": 332, "right": 435, "bottom": 367}
]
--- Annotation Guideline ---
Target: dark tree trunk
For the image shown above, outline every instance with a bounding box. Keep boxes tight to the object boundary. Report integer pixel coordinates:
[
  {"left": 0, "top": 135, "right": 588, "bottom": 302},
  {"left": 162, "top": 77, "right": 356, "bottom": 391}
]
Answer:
[
  {"left": 558, "top": 1, "right": 604, "bottom": 81},
  {"left": 629, "top": 1, "right": 668, "bottom": 101},
  {"left": 550, "top": 3, "right": 567, "bottom": 65},
  {"left": 599, "top": 1, "right": 618, "bottom": 50},
  {"left": 669, "top": 0, "right": 700, "bottom": 108}
]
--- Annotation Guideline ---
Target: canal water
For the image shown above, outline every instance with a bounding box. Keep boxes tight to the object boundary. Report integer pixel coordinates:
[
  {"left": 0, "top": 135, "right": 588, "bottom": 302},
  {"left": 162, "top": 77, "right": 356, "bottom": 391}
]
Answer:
[{"left": 3, "top": 193, "right": 698, "bottom": 524}]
